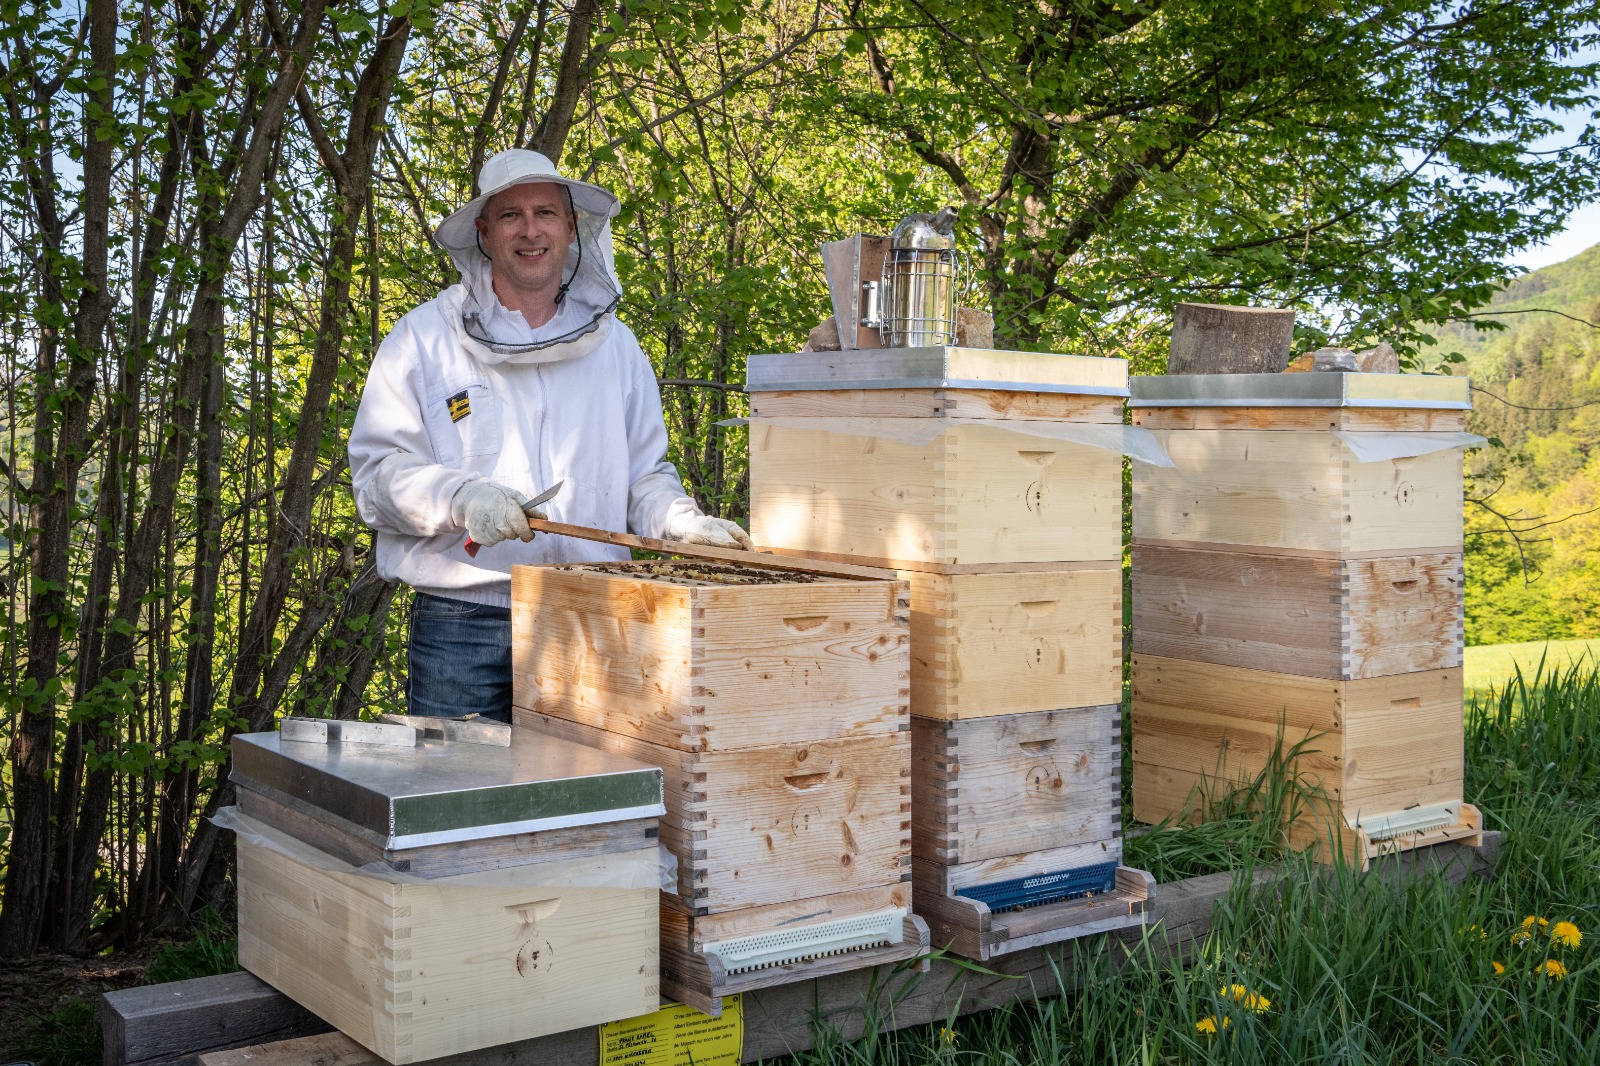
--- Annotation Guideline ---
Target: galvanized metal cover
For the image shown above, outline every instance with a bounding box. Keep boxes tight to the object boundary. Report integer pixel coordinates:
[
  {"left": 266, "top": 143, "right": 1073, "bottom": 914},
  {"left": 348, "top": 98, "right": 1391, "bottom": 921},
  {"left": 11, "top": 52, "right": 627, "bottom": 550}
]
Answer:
[
  {"left": 746, "top": 346, "right": 1129, "bottom": 396},
  {"left": 1128, "top": 372, "right": 1470, "bottom": 409},
  {"left": 232, "top": 730, "right": 664, "bottom": 850}
]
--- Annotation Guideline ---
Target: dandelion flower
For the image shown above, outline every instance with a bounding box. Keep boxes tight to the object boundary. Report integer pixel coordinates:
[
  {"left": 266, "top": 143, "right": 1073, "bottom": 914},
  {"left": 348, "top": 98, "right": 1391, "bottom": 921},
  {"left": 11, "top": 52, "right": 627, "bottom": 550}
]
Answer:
[
  {"left": 1552, "top": 921, "right": 1582, "bottom": 949},
  {"left": 939, "top": 1028, "right": 958, "bottom": 1046},
  {"left": 1492, "top": 961, "right": 1506, "bottom": 976},
  {"left": 1511, "top": 930, "right": 1533, "bottom": 949},
  {"left": 1196, "top": 1016, "right": 1226, "bottom": 1035},
  {"left": 1544, "top": 959, "right": 1568, "bottom": 981},
  {"left": 1522, "top": 916, "right": 1549, "bottom": 932}
]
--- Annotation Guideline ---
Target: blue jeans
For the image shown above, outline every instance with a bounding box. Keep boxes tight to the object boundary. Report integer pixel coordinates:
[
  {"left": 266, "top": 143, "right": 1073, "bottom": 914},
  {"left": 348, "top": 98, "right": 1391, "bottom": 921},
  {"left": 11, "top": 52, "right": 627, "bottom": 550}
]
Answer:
[{"left": 407, "top": 592, "right": 513, "bottom": 723}]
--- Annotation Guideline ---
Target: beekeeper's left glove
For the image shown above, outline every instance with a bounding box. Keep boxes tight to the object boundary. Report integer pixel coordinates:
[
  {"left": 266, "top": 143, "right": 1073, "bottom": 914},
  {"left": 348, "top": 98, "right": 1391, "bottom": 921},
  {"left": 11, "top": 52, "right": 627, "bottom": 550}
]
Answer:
[{"left": 664, "top": 513, "right": 755, "bottom": 550}]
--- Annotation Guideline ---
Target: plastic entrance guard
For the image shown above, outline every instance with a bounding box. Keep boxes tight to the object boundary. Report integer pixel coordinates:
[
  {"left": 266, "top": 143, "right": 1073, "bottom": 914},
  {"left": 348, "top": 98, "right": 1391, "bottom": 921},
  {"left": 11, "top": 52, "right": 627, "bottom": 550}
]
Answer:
[{"left": 598, "top": 994, "right": 744, "bottom": 1066}]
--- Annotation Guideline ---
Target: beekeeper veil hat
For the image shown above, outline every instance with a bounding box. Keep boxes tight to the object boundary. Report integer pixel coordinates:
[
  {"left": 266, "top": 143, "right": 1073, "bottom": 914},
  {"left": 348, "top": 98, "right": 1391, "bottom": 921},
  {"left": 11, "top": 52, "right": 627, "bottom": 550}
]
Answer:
[{"left": 434, "top": 149, "right": 624, "bottom": 364}]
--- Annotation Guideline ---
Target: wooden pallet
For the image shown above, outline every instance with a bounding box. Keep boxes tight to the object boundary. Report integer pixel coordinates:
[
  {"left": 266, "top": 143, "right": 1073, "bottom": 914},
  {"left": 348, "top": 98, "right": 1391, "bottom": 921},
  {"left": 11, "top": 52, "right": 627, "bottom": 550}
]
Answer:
[
  {"left": 914, "top": 860, "right": 1153, "bottom": 961},
  {"left": 514, "top": 709, "right": 913, "bottom": 914},
  {"left": 235, "top": 833, "right": 659, "bottom": 1064},
  {"left": 905, "top": 568, "right": 1122, "bottom": 719},
  {"left": 1131, "top": 544, "right": 1463, "bottom": 680},
  {"left": 1132, "top": 428, "right": 1465, "bottom": 554},
  {"left": 750, "top": 420, "right": 1123, "bottom": 566},
  {"left": 659, "top": 885, "right": 929, "bottom": 1017},
  {"left": 512, "top": 561, "right": 909, "bottom": 752},
  {"left": 911, "top": 706, "right": 1120, "bottom": 865}
]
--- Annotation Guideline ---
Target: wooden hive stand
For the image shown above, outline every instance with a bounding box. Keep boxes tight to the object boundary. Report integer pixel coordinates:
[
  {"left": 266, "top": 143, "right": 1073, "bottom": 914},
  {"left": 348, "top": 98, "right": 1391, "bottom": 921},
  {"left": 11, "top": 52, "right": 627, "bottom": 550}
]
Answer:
[
  {"left": 1129, "top": 372, "right": 1486, "bottom": 867},
  {"left": 746, "top": 346, "right": 1153, "bottom": 959},
  {"left": 512, "top": 559, "right": 927, "bottom": 1017}
]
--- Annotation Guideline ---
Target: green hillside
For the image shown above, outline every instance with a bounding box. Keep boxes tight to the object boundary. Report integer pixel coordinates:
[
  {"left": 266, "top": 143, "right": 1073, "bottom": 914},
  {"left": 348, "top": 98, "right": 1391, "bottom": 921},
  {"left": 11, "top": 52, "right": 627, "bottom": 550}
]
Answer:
[
  {"left": 1440, "top": 243, "right": 1600, "bottom": 645},
  {"left": 1422, "top": 241, "right": 1600, "bottom": 378}
]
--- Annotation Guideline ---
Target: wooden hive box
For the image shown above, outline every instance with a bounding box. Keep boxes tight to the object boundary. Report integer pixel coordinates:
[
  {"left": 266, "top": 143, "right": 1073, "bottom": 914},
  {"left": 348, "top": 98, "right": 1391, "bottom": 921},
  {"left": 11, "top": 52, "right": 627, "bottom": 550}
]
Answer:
[
  {"left": 512, "top": 709, "right": 913, "bottom": 915},
  {"left": 910, "top": 704, "right": 1121, "bottom": 866},
  {"left": 1131, "top": 544, "right": 1463, "bottom": 681},
  {"left": 512, "top": 561, "right": 909, "bottom": 751},
  {"left": 905, "top": 566, "right": 1122, "bottom": 718},
  {"left": 750, "top": 420, "right": 1124, "bottom": 568},
  {"left": 237, "top": 828, "right": 658, "bottom": 1064},
  {"left": 1130, "top": 654, "right": 1479, "bottom": 866},
  {"left": 1131, "top": 428, "right": 1465, "bottom": 555}
]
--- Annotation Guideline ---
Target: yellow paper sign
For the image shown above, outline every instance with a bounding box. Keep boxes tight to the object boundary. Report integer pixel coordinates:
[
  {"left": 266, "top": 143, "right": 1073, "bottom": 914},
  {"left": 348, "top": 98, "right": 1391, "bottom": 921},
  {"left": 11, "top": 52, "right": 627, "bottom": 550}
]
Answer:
[{"left": 599, "top": 994, "right": 744, "bottom": 1066}]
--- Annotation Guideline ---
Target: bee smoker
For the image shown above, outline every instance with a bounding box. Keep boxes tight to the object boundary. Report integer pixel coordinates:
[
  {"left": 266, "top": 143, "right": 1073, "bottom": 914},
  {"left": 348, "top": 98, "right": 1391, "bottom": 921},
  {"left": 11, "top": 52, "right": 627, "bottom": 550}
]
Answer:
[{"left": 819, "top": 207, "right": 964, "bottom": 350}]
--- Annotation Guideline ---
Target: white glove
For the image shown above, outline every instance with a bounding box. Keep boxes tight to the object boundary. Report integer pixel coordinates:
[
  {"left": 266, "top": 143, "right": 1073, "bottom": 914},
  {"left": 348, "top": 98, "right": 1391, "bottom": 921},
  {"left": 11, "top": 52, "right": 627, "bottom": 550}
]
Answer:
[
  {"left": 453, "top": 481, "right": 545, "bottom": 549},
  {"left": 664, "top": 513, "right": 754, "bottom": 550}
]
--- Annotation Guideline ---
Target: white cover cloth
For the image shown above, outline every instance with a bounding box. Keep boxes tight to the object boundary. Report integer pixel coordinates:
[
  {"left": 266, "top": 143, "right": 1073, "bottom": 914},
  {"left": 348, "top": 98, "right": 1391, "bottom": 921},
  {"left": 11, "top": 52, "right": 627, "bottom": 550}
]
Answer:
[{"left": 348, "top": 286, "right": 700, "bottom": 607}]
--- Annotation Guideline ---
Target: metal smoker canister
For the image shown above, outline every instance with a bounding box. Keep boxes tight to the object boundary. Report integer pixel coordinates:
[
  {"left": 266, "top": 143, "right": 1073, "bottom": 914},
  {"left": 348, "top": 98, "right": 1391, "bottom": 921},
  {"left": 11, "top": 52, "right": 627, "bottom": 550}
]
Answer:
[{"left": 879, "top": 207, "right": 961, "bottom": 348}]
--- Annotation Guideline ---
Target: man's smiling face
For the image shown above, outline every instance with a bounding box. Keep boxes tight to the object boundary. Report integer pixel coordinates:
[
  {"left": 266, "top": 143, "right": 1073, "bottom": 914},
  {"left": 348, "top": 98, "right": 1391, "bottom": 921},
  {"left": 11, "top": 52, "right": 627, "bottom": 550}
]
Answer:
[{"left": 474, "top": 181, "right": 576, "bottom": 305}]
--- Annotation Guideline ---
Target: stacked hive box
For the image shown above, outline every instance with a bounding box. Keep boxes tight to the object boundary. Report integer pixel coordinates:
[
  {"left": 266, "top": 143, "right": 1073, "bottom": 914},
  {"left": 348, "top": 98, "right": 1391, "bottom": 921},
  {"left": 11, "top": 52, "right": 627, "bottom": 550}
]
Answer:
[
  {"left": 1129, "top": 372, "right": 1485, "bottom": 867},
  {"left": 230, "top": 727, "right": 665, "bottom": 1064},
  {"left": 510, "top": 559, "right": 926, "bottom": 1016},
  {"left": 747, "top": 346, "right": 1153, "bottom": 961}
]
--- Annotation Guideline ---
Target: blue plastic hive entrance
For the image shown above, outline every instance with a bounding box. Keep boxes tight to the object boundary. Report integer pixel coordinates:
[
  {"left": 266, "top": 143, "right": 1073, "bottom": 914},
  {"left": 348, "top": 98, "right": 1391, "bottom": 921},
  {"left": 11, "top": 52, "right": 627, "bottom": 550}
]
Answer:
[{"left": 956, "top": 860, "right": 1120, "bottom": 911}]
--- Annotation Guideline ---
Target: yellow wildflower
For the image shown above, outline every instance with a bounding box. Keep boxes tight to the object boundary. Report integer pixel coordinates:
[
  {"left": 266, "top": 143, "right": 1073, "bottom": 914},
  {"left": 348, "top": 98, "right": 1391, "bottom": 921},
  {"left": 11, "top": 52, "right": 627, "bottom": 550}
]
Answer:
[
  {"left": 1511, "top": 930, "right": 1533, "bottom": 949},
  {"left": 938, "top": 1028, "right": 958, "bottom": 1046},
  {"left": 1551, "top": 921, "right": 1582, "bottom": 949},
  {"left": 1459, "top": 924, "right": 1487, "bottom": 941},
  {"left": 1492, "top": 961, "right": 1506, "bottom": 976},
  {"left": 1544, "top": 959, "right": 1568, "bottom": 981},
  {"left": 1196, "top": 1015, "right": 1229, "bottom": 1035},
  {"left": 1522, "top": 916, "right": 1549, "bottom": 932}
]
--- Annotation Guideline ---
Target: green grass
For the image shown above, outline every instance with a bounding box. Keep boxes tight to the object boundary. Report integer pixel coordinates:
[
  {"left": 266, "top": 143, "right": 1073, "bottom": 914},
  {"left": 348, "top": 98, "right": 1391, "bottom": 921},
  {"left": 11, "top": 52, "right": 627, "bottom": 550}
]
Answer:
[{"left": 1464, "top": 639, "right": 1600, "bottom": 700}]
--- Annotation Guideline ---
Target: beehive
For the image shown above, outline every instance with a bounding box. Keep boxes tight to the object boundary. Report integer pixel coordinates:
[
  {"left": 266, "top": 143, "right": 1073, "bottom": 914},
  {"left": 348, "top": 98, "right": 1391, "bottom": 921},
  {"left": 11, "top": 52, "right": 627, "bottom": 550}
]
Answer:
[
  {"left": 511, "top": 558, "right": 925, "bottom": 1015},
  {"left": 231, "top": 730, "right": 665, "bottom": 1063},
  {"left": 745, "top": 345, "right": 1150, "bottom": 958},
  {"left": 1129, "top": 372, "right": 1481, "bottom": 865}
]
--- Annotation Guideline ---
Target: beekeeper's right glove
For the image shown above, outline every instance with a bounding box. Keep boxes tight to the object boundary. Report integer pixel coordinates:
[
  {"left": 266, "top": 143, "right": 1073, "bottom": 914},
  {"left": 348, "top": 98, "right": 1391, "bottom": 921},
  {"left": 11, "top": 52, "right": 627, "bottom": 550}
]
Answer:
[{"left": 453, "top": 480, "right": 542, "bottom": 549}]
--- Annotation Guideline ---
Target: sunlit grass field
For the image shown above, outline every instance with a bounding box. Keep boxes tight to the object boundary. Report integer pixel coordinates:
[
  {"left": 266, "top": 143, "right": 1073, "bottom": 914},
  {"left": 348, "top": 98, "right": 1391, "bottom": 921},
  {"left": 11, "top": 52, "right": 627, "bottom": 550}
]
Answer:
[{"left": 1465, "top": 638, "right": 1600, "bottom": 699}]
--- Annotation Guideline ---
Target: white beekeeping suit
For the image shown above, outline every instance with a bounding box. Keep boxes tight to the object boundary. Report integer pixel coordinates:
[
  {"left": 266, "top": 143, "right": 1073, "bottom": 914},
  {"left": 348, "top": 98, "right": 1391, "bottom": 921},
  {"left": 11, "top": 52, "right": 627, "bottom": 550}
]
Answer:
[{"left": 348, "top": 150, "right": 739, "bottom": 608}]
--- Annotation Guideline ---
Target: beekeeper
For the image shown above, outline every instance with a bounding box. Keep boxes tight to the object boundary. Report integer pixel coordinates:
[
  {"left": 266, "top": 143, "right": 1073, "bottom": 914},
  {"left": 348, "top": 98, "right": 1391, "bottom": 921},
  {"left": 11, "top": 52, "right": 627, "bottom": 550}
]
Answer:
[{"left": 349, "top": 149, "right": 752, "bottom": 721}]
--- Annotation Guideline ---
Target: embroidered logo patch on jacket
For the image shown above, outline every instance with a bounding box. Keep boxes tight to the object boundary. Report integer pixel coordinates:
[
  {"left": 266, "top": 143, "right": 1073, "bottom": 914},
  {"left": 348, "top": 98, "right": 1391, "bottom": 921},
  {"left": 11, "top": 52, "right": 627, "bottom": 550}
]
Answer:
[{"left": 447, "top": 390, "right": 471, "bottom": 422}]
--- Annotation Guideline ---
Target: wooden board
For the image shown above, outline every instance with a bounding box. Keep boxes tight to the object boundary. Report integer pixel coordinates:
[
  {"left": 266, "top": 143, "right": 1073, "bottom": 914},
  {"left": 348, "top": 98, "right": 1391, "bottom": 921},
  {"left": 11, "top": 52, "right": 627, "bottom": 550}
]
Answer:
[
  {"left": 1130, "top": 655, "right": 1464, "bottom": 854},
  {"left": 1132, "top": 429, "right": 1465, "bottom": 554},
  {"left": 513, "top": 710, "right": 912, "bottom": 914},
  {"left": 512, "top": 563, "right": 909, "bottom": 751},
  {"left": 906, "top": 568, "right": 1121, "bottom": 719},
  {"left": 914, "top": 861, "right": 1153, "bottom": 961},
  {"left": 911, "top": 706, "right": 1120, "bottom": 865},
  {"left": 750, "top": 421, "right": 1123, "bottom": 566},
  {"left": 1132, "top": 406, "right": 1468, "bottom": 432},
  {"left": 1131, "top": 545, "right": 1463, "bottom": 680},
  {"left": 237, "top": 783, "right": 658, "bottom": 878},
  {"left": 750, "top": 389, "right": 1125, "bottom": 423},
  {"left": 657, "top": 883, "right": 927, "bottom": 1016},
  {"left": 236, "top": 837, "right": 659, "bottom": 1065}
]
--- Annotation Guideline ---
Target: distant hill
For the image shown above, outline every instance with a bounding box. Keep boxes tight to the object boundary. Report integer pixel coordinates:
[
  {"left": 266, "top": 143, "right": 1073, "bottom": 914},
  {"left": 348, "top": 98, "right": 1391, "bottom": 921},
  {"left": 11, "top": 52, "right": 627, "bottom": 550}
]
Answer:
[
  {"left": 1419, "top": 241, "right": 1600, "bottom": 378},
  {"left": 1447, "top": 241, "right": 1600, "bottom": 646}
]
